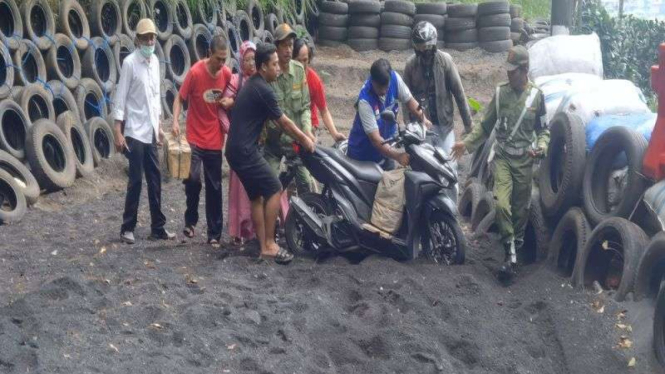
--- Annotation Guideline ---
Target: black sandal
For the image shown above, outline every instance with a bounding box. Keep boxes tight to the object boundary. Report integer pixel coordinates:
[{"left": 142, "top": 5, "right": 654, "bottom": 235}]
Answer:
[
  {"left": 261, "top": 248, "right": 294, "bottom": 264},
  {"left": 183, "top": 226, "right": 195, "bottom": 238}
]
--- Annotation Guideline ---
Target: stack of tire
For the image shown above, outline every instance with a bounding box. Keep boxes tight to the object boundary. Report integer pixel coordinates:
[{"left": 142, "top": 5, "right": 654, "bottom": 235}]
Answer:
[
  {"left": 347, "top": 0, "right": 382, "bottom": 52},
  {"left": 510, "top": 4, "right": 525, "bottom": 45},
  {"left": 477, "top": 1, "right": 513, "bottom": 53},
  {"left": 414, "top": 2, "right": 447, "bottom": 50},
  {"left": 318, "top": 0, "right": 350, "bottom": 47},
  {"left": 444, "top": 3, "right": 478, "bottom": 51},
  {"left": 379, "top": 0, "right": 416, "bottom": 52}
]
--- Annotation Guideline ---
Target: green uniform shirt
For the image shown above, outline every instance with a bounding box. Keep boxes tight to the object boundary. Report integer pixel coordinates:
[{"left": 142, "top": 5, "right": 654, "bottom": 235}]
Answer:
[
  {"left": 265, "top": 60, "right": 311, "bottom": 150},
  {"left": 463, "top": 82, "right": 549, "bottom": 156}
]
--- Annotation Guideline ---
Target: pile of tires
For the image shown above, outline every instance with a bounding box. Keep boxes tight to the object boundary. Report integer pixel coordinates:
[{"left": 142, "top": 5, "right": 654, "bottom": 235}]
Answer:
[
  {"left": 477, "top": 1, "right": 513, "bottom": 53},
  {"left": 510, "top": 4, "right": 525, "bottom": 44},
  {"left": 318, "top": 0, "right": 349, "bottom": 47},
  {"left": 444, "top": 3, "right": 478, "bottom": 51},
  {"left": 414, "top": 2, "right": 447, "bottom": 49},
  {"left": 379, "top": 0, "right": 416, "bottom": 52},
  {"left": 347, "top": 0, "right": 381, "bottom": 52}
]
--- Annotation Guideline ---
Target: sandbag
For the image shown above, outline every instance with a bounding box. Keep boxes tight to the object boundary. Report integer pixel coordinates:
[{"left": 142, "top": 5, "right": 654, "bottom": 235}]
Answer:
[
  {"left": 557, "top": 79, "right": 650, "bottom": 126},
  {"left": 534, "top": 73, "right": 602, "bottom": 124},
  {"left": 528, "top": 33, "right": 603, "bottom": 79},
  {"left": 586, "top": 112, "right": 656, "bottom": 152},
  {"left": 371, "top": 168, "right": 406, "bottom": 234}
]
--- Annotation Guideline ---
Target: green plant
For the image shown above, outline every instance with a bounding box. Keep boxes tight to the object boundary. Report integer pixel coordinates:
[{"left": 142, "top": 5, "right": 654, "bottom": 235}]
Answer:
[
  {"left": 574, "top": 0, "right": 665, "bottom": 104},
  {"left": 450, "top": 0, "right": 552, "bottom": 20}
]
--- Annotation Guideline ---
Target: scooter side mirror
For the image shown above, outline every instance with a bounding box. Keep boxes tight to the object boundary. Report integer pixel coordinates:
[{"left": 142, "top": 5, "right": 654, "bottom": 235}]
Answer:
[{"left": 380, "top": 110, "right": 395, "bottom": 123}]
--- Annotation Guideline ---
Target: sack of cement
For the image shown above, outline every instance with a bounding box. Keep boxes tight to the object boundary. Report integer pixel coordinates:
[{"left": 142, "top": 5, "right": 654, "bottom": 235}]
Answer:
[
  {"left": 371, "top": 168, "right": 406, "bottom": 234},
  {"left": 163, "top": 132, "right": 191, "bottom": 179},
  {"left": 528, "top": 33, "right": 604, "bottom": 79}
]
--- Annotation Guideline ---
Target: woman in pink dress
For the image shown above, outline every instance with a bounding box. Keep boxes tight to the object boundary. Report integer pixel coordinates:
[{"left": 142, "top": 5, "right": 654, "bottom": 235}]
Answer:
[{"left": 221, "top": 41, "right": 257, "bottom": 245}]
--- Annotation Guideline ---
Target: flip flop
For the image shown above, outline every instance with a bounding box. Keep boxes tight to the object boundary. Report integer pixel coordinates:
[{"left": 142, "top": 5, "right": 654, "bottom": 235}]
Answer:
[
  {"left": 183, "top": 226, "right": 195, "bottom": 238},
  {"left": 260, "top": 248, "right": 294, "bottom": 265}
]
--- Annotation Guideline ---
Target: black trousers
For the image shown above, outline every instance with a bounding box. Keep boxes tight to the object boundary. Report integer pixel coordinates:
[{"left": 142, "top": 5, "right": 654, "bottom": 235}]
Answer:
[
  {"left": 184, "top": 145, "right": 223, "bottom": 241},
  {"left": 121, "top": 136, "right": 167, "bottom": 234}
]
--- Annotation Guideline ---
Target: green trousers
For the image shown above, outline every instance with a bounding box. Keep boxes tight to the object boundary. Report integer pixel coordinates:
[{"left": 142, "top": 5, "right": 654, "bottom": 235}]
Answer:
[
  {"left": 492, "top": 153, "right": 533, "bottom": 246},
  {"left": 264, "top": 145, "right": 312, "bottom": 195}
]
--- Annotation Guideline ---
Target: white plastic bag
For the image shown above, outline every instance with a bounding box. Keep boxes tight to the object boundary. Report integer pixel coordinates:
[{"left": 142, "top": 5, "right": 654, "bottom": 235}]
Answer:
[
  {"left": 528, "top": 33, "right": 604, "bottom": 79},
  {"left": 534, "top": 73, "right": 603, "bottom": 124}
]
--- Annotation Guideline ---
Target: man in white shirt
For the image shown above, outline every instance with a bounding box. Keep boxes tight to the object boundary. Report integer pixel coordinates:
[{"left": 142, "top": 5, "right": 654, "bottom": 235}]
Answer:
[{"left": 113, "top": 18, "right": 175, "bottom": 244}]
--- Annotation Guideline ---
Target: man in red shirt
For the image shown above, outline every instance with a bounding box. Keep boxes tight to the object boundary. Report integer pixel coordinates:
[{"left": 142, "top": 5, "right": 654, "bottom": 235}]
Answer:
[{"left": 172, "top": 34, "right": 232, "bottom": 246}]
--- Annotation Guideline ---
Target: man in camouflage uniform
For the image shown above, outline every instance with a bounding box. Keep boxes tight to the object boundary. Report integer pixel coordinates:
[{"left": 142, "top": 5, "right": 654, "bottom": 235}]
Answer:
[
  {"left": 264, "top": 24, "right": 313, "bottom": 194},
  {"left": 452, "top": 46, "right": 550, "bottom": 278}
]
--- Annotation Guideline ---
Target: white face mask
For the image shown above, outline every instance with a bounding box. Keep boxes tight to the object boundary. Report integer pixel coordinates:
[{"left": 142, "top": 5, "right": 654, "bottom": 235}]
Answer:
[{"left": 140, "top": 44, "right": 155, "bottom": 58}]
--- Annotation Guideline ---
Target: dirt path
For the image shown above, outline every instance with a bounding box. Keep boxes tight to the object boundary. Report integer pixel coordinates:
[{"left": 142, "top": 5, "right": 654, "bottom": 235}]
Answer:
[{"left": 0, "top": 46, "right": 660, "bottom": 373}]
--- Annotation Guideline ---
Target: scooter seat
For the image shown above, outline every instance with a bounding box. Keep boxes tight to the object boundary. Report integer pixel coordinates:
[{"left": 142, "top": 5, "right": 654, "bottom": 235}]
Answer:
[{"left": 322, "top": 148, "right": 383, "bottom": 184}]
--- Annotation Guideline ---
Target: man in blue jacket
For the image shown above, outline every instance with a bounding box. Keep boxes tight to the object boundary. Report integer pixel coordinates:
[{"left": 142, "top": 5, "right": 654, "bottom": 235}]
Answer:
[{"left": 347, "top": 58, "right": 431, "bottom": 170}]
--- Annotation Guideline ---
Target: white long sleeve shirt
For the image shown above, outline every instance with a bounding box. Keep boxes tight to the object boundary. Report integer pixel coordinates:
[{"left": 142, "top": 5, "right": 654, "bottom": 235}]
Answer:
[{"left": 113, "top": 50, "right": 161, "bottom": 144}]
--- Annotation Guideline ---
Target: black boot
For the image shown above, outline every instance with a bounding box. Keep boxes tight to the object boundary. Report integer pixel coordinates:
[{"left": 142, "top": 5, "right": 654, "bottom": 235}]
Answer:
[{"left": 498, "top": 241, "right": 517, "bottom": 282}]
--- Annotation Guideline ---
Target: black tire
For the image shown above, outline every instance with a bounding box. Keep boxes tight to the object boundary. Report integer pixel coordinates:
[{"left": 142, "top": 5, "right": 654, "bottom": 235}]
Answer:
[
  {"left": 447, "top": 3, "right": 477, "bottom": 18},
  {"left": 458, "top": 178, "right": 486, "bottom": 219},
  {"left": 511, "top": 17, "right": 525, "bottom": 32},
  {"left": 538, "top": 112, "right": 586, "bottom": 220},
  {"left": 0, "top": 149, "right": 39, "bottom": 205},
  {"left": 413, "top": 14, "right": 445, "bottom": 28},
  {"left": 380, "top": 25, "right": 411, "bottom": 39},
  {"left": 416, "top": 2, "right": 447, "bottom": 15},
  {"left": 446, "top": 42, "right": 478, "bottom": 51},
  {"left": 380, "top": 12, "right": 413, "bottom": 27},
  {"left": 0, "top": 0, "right": 23, "bottom": 51},
  {"left": 17, "top": 83, "right": 55, "bottom": 123},
  {"left": 56, "top": 111, "right": 94, "bottom": 178},
  {"left": 582, "top": 126, "right": 648, "bottom": 226},
  {"left": 477, "top": 1, "right": 510, "bottom": 16},
  {"left": 265, "top": 13, "right": 280, "bottom": 34},
  {"left": 188, "top": 24, "right": 213, "bottom": 63},
  {"left": 318, "top": 13, "right": 349, "bottom": 27},
  {"left": 383, "top": 0, "right": 416, "bottom": 16},
  {"left": 225, "top": 0, "right": 238, "bottom": 21},
  {"left": 47, "top": 80, "right": 81, "bottom": 126},
  {"left": 246, "top": 0, "right": 264, "bottom": 35},
  {"left": 477, "top": 13, "right": 511, "bottom": 28},
  {"left": 226, "top": 21, "right": 241, "bottom": 56},
  {"left": 13, "top": 39, "right": 47, "bottom": 86},
  {"left": 473, "top": 208, "right": 497, "bottom": 235},
  {"left": 655, "top": 287, "right": 665, "bottom": 369},
  {"left": 285, "top": 192, "right": 331, "bottom": 255},
  {"left": 21, "top": 0, "right": 56, "bottom": 51},
  {"left": 349, "top": 0, "right": 381, "bottom": 14},
  {"left": 120, "top": 0, "right": 147, "bottom": 39},
  {"left": 161, "top": 79, "right": 178, "bottom": 120},
  {"left": 88, "top": 0, "right": 122, "bottom": 45},
  {"left": 154, "top": 40, "right": 166, "bottom": 81},
  {"left": 422, "top": 210, "right": 466, "bottom": 265},
  {"left": 445, "top": 17, "right": 476, "bottom": 32},
  {"left": 480, "top": 39, "right": 513, "bottom": 53},
  {"left": 445, "top": 29, "right": 478, "bottom": 43},
  {"left": 163, "top": 34, "right": 191, "bottom": 86},
  {"left": 0, "top": 168, "right": 27, "bottom": 223},
  {"left": 58, "top": 0, "right": 91, "bottom": 51},
  {"left": 578, "top": 218, "right": 649, "bottom": 301},
  {"left": 634, "top": 232, "right": 665, "bottom": 301},
  {"left": 172, "top": 0, "right": 193, "bottom": 40},
  {"left": 471, "top": 191, "right": 494, "bottom": 232},
  {"left": 347, "top": 38, "right": 378, "bottom": 51},
  {"left": 149, "top": 0, "right": 174, "bottom": 42},
  {"left": 234, "top": 10, "right": 253, "bottom": 42},
  {"left": 75, "top": 77, "right": 108, "bottom": 124},
  {"left": 294, "top": 0, "right": 306, "bottom": 23},
  {"left": 84, "top": 116, "right": 116, "bottom": 166},
  {"left": 45, "top": 34, "right": 82, "bottom": 91},
  {"left": 0, "top": 100, "right": 31, "bottom": 161},
  {"left": 319, "top": 26, "right": 348, "bottom": 41},
  {"left": 548, "top": 207, "right": 591, "bottom": 284},
  {"left": 82, "top": 36, "right": 117, "bottom": 93},
  {"left": 261, "top": 30, "right": 274, "bottom": 44},
  {"left": 521, "top": 190, "right": 551, "bottom": 265},
  {"left": 319, "top": 1, "right": 348, "bottom": 15},
  {"left": 478, "top": 27, "right": 511, "bottom": 42},
  {"left": 0, "top": 46, "right": 15, "bottom": 99},
  {"left": 510, "top": 4, "right": 523, "bottom": 18},
  {"left": 348, "top": 26, "right": 379, "bottom": 39},
  {"left": 26, "top": 118, "right": 76, "bottom": 191},
  {"left": 349, "top": 13, "right": 380, "bottom": 27},
  {"left": 378, "top": 37, "right": 411, "bottom": 51},
  {"left": 193, "top": 0, "right": 216, "bottom": 30}
]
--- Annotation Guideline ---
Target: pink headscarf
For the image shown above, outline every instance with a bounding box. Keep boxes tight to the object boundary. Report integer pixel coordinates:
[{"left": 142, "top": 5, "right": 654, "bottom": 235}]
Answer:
[{"left": 239, "top": 41, "right": 256, "bottom": 77}]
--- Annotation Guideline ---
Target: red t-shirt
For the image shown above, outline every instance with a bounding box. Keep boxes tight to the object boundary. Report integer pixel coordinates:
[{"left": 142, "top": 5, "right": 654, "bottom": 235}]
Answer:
[
  {"left": 179, "top": 60, "right": 232, "bottom": 150},
  {"left": 307, "top": 67, "right": 327, "bottom": 128}
]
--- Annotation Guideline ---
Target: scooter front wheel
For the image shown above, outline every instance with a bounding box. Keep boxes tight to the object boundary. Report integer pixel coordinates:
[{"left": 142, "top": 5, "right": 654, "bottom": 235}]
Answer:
[
  {"left": 284, "top": 192, "right": 330, "bottom": 255},
  {"left": 422, "top": 210, "right": 467, "bottom": 265}
]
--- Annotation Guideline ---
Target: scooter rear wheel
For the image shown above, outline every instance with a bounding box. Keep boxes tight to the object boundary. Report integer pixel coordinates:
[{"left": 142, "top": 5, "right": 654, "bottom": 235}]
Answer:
[
  {"left": 422, "top": 210, "right": 466, "bottom": 265},
  {"left": 285, "top": 192, "right": 331, "bottom": 255}
]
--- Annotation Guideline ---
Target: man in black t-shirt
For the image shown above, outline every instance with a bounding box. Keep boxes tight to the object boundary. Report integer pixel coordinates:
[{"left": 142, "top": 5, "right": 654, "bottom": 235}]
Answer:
[{"left": 226, "top": 43, "right": 315, "bottom": 264}]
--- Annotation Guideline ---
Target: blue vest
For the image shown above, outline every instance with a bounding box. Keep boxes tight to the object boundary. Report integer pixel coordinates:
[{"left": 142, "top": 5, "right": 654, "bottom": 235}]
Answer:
[{"left": 347, "top": 71, "right": 400, "bottom": 163}]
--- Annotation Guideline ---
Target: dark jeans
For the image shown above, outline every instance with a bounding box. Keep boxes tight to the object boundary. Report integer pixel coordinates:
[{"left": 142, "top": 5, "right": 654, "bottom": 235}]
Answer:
[
  {"left": 121, "top": 136, "right": 167, "bottom": 235},
  {"left": 184, "top": 145, "right": 223, "bottom": 241}
]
